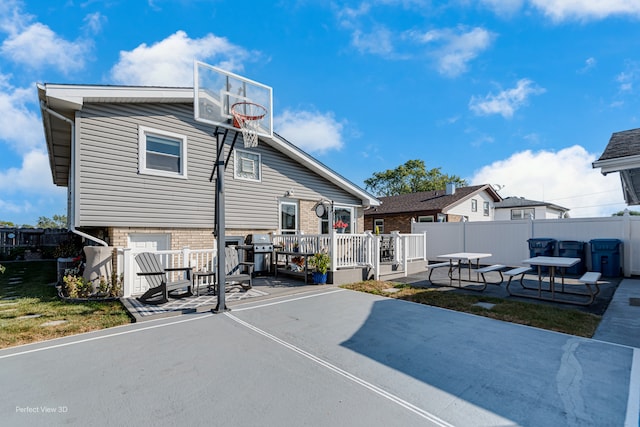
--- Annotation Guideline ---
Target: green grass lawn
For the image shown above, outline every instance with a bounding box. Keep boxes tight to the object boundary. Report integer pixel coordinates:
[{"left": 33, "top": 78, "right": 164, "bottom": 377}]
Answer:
[
  {"left": 0, "top": 261, "right": 132, "bottom": 349},
  {"left": 341, "top": 280, "right": 601, "bottom": 338}
]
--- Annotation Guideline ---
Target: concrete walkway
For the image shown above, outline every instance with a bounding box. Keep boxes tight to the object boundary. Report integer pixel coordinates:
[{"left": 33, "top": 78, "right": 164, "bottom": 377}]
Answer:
[{"left": 594, "top": 278, "right": 640, "bottom": 348}]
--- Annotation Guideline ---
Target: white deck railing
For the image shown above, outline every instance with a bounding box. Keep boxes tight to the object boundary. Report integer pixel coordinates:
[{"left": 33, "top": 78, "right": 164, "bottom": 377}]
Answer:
[
  {"left": 119, "top": 247, "right": 216, "bottom": 298},
  {"left": 119, "top": 232, "right": 427, "bottom": 297}
]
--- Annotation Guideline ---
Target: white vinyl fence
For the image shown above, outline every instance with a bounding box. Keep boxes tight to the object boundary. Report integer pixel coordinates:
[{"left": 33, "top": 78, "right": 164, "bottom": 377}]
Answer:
[
  {"left": 119, "top": 233, "right": 428, "bottom": 297},
  {"left": 413, "top": 216, "right": 639, "bottom": 277}
]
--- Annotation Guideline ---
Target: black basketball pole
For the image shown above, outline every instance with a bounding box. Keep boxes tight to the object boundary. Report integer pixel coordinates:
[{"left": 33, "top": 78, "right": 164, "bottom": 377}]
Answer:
[{"left": 213, "top": 130, "right": 228, "bottom": 313}]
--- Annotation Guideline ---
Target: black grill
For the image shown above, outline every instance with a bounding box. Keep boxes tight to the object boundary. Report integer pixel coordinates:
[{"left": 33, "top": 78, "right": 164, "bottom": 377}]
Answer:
[{"left": 245, "top": 234, "right": 274, "bottom": 274}]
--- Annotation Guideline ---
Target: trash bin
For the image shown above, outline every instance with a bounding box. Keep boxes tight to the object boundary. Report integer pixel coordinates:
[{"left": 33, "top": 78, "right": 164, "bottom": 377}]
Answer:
[
  {"left": 528, "top": 238, "right": 556, "bottom": 273},
  {"left": 590, "top": 239, "right": 622, "bottom": 277},
  {"left": 558, "top": 240, "right": 586, "bottom": 275}
]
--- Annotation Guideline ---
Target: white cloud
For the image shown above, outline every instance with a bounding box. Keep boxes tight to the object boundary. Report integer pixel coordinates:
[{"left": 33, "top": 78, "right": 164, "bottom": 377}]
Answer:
[
  {"left": 351, "top": 26, "right": 395, "bottom": 56},
  {"left": 0, "top": 0, "right": 31, "bottom": 35},
  {"left": 478, "top": 0, "right": 640, "bottom": 21},
  {"left": 616, "top": 62, "right": 640, "bottom": 94},
  {"left": 0, "top": 3, "right": 90, "bottom": 74},
  {"left": 0, "top": 75, "right": 43, "bottom": 153},
  {"left": 469, "top": 78, "right": 546, "bottom": 118},
  {"left": 336, "top": 3, "right": 371, "bottom": 29},
  {"left": 0, "top": 149, "right": 64, "bottom": 195},
  {"left": 477, "top": 0, "right": 526, "bottom": 16},
  {"left": 110, "top": 31, "right": 252, "bottom": 86},
  {"left": 578, "top": 57, "right": 597, "bottom": 73},
  {"left": 470, "top": 145, "right": 626, "bottom": 218},
  {"left": 530, "top": 0, "right": 640, "bottom": 21},
  {"left": 411, "top": 26, "right": 495, "bottom": 77},
  {"left": 83, "top": 12, "right": 106, "bottom": 35},
  {"left": 274, "top": 109, "right": 345, "bottom": 154}
]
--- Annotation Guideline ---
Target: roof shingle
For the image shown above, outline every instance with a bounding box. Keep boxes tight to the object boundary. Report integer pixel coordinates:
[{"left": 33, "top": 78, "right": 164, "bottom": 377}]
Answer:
[{"left": 364, "top": 185, "right": 498, "bottom": 215}]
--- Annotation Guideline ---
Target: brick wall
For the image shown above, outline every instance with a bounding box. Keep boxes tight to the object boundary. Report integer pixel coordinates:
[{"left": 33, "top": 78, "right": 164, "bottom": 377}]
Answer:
[
  {"left": 108, "top": 202, "right": 366, "bottom": 250},
  {"left": 299, "top": 200, "right": 318, "bottom": 234},
  {"left": 109, "top": 227, "right": 216, "bottom": 250}
]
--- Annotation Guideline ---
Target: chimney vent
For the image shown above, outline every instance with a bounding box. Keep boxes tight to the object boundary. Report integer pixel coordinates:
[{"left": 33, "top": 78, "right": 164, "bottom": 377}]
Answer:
[{"left": 446, "top": 183, "right": 456, "bottom": 195}]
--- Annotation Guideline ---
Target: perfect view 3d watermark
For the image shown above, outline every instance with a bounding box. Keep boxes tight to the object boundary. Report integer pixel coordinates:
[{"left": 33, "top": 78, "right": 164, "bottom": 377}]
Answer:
[{"left": 16, "top": 405, "right": 68, "bottom": 414}]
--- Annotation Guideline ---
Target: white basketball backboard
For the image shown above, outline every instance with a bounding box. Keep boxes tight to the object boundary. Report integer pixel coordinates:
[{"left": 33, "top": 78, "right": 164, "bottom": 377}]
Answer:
[{"left": 194, "top": 61, "right": 273, "bottom": 139}]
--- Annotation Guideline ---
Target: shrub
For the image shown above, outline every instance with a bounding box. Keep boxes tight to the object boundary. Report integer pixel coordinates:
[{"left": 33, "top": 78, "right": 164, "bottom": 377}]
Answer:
[{"left": 309, "top": 252, "right": 331, "bottom": 274}]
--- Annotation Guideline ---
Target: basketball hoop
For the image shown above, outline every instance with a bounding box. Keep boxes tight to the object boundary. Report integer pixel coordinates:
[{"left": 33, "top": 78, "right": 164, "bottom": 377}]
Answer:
[{"left": 231, "top": 102, "right": 267, "bottom": 148}]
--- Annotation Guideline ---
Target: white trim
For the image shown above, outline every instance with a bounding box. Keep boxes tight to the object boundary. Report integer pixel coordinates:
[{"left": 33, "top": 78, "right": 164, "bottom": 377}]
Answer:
[
  {"left": 234, "top": 149, "right": 262, "bottom": 182},
  {"left": 334, "top": 205, "right": 355, "bottom": 234},
  {"left": 625, "top": 348, "right": 640, "bottom": 427},
  {"left": 279, "top": 199, "right": 298, "bottom": 234},
  {"left": 593, "top": 155, "right": 640, "bottom": 174},
  {"left": 138, "top": 125, "right": 188, "bottom": 179}
]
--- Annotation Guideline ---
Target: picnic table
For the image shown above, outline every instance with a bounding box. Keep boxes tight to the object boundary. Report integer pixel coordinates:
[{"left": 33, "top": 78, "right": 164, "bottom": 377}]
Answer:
[
  {"left": 507, "top": 256, "right": 600, "bottom": 305},
  {"left": 431, "top": 252, "right": 494, "bottom": 291}
]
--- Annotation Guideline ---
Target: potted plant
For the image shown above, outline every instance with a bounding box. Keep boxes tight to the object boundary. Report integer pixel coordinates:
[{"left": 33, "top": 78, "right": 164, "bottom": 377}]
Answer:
[
  {"left": 310, "top": 252, "right": 330, "bottom": 284},
  {"left": 333, "top": 220, "right": 348, "bottom": 234}
]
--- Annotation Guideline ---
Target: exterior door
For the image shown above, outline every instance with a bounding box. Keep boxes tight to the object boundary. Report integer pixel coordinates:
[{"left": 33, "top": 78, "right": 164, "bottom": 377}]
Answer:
[{"left": 128, "top": 234, "right": 170, "bottom": 295}]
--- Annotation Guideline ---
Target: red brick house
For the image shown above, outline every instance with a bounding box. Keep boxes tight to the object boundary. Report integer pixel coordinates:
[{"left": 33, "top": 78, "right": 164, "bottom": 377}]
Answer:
[{"left": 364, "top": 184, "right": 502, "bottom": 233}]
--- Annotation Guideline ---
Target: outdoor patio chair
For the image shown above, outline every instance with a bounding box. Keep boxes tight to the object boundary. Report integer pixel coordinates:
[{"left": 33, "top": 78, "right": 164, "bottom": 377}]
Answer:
[
  {"left": 135, "top": 252, "right": 193, "bottom": 305},
  {"left": 204, "top": 246, "right": 255, "bottom": 295},
  {"left": 380, "top": 237, "right": 392, "bottom": 261}
]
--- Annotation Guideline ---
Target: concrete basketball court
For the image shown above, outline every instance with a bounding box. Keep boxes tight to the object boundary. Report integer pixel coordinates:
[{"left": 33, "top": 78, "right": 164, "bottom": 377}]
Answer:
[{"left": 1, "top": 287, "right": 638, "bottom": 426}]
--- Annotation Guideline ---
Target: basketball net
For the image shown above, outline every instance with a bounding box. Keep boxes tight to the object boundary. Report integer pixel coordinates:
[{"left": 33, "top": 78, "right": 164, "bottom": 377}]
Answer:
[{"left": 231, "top": 102, "right": 267, "bottom": 148}]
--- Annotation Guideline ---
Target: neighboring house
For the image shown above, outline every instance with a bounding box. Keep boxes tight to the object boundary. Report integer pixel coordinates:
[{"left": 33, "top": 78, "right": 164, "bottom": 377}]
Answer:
[
  {"left": 593, "top": 127, "right": 640, "bottom": 205},
  {"left": 38, "top": 83, "right": 379, "bottom": 252},
  {"left": 494, "top": 197, "right": 569, "bottom": 220},
  {"left": 364, "top": 184, "right": 502, "bottom": 233}
]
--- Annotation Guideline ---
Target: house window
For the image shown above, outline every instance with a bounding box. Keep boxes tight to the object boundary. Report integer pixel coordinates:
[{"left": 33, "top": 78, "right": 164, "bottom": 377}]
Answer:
[
  {"left": 280, "top": 201, "right": 297, "bottom": 234},
  {"left": 234, "top": 149, "right": 261, "bottom": 181},
  {"left": 139, "top": 126, "right": 187, "bottom": 178},
  {"left": 511, "top": 209, "right": 535, "bottom": 220},
  {"left": 483, "top": 201, "right": 490, "bottom": 216},
  {"left": 471, "top": 199, "right": 477, "bottom": 212},
  {"left": 437, "top": 213, "right": 446, "bottom": 222},
  {"left": 320, "top": 206, "right": 354, "bottom": 234},
  {"left": 374, "top": 219, "right": 384, "bottom": 234},
  {"left": 417, "top": 216, "right": 434, "bottom": 222},
  {"left": 334, "top": 207, "right": 353, "bottom": 233}
]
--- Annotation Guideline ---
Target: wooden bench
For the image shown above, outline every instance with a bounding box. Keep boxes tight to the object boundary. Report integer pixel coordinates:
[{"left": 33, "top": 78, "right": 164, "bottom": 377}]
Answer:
[
  {"left": 427, "top": 260, "right": 458, "bottom": 282},
  {"left": 476, "top": 264, "right": 507, "bottom": 286}
]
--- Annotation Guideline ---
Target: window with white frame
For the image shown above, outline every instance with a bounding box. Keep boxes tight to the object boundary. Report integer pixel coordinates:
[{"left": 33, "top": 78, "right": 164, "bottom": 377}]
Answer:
[
  {"left": 139, "top": 126, "right": 187, "bottom": 178},
  {"left": 483, "top": 201, "right": 490, "bottom": 216},
  {"left": 280, "top": 201, "right": 297, "bottom": 234},
  {"left": 320, "top": 205, "right": 355, "bottom": 234},
  {"left": 373, "top": 219, "right": 384, "bottom": 234},
  {"left": 511, "top": 208, "right": 535, "bottom": 220},
  {"left": 471, "top": 199, "right": 477, "bottom": 212},
  {"left": 333, "top": 206, "right": 354, "bottom": 233},
  {"left": 234, "top": 149, "right": 261, "bottom": 181},
  {"left": 417, "top": 215, "right": 434, "bottom": 222}
]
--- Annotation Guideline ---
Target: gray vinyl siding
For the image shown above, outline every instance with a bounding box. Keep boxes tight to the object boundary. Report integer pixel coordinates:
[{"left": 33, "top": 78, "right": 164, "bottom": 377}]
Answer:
[{"left": 76, "top": 103, "right": 359, "bottom": 228}]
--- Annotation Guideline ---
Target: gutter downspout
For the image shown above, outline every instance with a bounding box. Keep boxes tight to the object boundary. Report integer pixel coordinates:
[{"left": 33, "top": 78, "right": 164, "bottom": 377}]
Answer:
[{"left": 40, "top": 101, "right": 108, "bottom": 247}]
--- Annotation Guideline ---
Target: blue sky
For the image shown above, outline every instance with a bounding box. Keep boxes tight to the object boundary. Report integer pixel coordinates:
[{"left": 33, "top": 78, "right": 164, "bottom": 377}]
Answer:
[{"left": 2, "top": 0, "right": 640, "bottom": 226}]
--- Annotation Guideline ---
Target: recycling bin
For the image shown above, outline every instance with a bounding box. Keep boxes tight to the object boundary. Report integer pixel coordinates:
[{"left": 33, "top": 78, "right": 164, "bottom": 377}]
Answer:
[
  {"left": 528, "top": 238, "right": 556, "bottom": 273},
  {"left": 590, "top": 239, "right": 622, "bottom": 277},
  {"left": 557, "top": 240, "right": 586, "bottom": 275}
]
